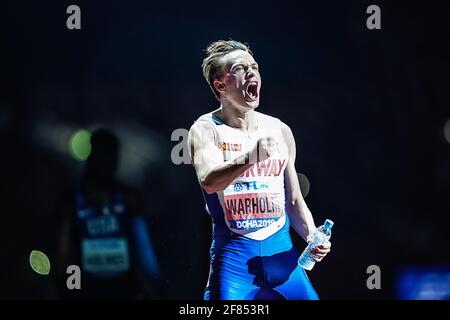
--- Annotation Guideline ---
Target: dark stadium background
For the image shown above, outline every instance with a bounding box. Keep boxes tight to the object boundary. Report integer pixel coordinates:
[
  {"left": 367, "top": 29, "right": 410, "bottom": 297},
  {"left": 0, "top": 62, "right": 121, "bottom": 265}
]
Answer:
[{"left": 1, "top": 0, "right": 449, "bottom": 299}]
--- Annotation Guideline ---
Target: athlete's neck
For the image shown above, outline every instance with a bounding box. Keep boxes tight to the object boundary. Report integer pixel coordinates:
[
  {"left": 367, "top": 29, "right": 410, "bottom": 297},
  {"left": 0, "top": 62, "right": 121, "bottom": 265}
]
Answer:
[{"left": 215, "top": 101, "right": 257, "bottom": 131}]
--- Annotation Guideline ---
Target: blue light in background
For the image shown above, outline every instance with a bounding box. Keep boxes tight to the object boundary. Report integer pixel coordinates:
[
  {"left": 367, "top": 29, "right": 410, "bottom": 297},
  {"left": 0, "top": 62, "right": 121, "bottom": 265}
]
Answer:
[{"left": 396, "top": 266, "right": 450, "bottom": 300}]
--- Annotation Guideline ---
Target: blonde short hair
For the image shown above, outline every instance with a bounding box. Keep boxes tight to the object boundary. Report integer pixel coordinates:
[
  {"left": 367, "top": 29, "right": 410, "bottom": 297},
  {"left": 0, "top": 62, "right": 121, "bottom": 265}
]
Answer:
[{"left": 201, "top": 39, "right": 253, "bottom": 100}]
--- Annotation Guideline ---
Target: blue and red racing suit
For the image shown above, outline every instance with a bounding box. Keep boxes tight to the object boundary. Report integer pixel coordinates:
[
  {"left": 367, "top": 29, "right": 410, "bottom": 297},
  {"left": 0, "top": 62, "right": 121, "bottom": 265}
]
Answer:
[{"left": 193, "top": 112, "right": 318, "bottom": 300}]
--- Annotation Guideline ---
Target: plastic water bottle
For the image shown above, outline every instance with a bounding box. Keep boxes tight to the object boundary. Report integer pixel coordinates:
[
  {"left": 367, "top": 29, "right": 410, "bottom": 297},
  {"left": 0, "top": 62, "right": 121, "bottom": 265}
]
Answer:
[{"left": 298, "top": 219, "right": 334, "bottom": 270}]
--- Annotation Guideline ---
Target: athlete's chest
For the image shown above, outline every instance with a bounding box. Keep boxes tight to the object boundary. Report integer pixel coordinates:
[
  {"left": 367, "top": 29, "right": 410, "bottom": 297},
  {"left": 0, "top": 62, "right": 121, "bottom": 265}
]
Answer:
[{"left": 214, "top": 125, "right": 289, "bottom": 166}]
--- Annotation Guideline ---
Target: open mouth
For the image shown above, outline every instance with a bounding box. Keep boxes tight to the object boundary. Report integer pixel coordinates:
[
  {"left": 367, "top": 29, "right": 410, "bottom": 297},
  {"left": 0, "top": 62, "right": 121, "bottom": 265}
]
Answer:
[{"left": 245, "top": 81, "right": 259, "bottom": 101}]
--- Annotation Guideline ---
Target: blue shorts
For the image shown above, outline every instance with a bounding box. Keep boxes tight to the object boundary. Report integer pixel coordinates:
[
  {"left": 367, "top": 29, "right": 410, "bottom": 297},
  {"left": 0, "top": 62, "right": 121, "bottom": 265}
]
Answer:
[{"left": 204, "top": 216, "right": 319, "bottom": 300}]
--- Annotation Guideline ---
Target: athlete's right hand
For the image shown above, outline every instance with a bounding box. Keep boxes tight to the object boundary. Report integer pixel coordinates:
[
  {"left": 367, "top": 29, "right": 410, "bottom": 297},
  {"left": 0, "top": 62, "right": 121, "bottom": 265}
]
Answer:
[
  {"left": 250, "top": 137, "right": 277, "bottom": 163},
  {"left": 310, "top": 241, "right": 332, "bottom": 262}
]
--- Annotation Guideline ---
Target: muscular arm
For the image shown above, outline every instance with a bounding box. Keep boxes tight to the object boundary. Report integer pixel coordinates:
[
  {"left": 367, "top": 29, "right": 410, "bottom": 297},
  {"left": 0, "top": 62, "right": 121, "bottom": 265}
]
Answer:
[
  {"left": 187, "top": 121, "right": 255, "bottom": 194},
  {"left": 282, "top": 123, "right": 317, "bottom": 243}
]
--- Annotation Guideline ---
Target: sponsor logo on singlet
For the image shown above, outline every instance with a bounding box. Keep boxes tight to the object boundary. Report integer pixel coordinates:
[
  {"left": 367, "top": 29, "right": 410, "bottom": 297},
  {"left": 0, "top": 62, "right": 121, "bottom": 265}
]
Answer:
[
  {"left": 233, "top": 181, "right": 269, "bottom": 193},
  {"left": 218, "top": 142, "right": 242, "bottom": 151}
]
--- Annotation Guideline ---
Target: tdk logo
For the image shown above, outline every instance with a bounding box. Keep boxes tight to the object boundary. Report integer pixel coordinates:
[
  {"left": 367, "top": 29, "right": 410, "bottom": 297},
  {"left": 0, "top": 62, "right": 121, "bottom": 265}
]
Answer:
[{"left": 233, "top": 181, "right": 269, "bottom": 192}]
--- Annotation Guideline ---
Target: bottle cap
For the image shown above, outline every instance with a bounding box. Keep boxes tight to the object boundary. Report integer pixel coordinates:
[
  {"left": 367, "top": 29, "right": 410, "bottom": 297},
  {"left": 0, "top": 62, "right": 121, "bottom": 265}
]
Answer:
[{"left": 324, "top": 219, "right": 334, "bottom": 229}]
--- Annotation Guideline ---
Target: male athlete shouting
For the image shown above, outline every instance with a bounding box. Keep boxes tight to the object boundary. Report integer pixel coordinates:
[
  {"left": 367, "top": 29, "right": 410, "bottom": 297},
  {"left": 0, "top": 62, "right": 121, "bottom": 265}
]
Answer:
[{"left": 188, "top": 40, "right": 331, "bottom": 300}]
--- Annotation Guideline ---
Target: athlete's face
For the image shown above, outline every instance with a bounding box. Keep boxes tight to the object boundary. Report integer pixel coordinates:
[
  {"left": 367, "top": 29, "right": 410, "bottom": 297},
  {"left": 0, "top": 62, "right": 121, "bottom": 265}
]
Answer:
[{"left": 215, "top": 50, "right": 261, "bottom": 110}]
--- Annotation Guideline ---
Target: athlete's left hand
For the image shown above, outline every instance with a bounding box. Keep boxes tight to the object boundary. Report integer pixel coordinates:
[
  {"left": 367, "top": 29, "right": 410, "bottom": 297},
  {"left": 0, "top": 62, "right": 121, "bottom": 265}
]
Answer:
[{"left": 310, "top": 241, "right": 331, "bottom": 262}]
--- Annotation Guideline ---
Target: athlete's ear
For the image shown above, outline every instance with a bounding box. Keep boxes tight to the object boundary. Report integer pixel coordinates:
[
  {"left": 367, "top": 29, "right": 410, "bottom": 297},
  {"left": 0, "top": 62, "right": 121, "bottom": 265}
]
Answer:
[{"left": 213, "top": 80, "right": 226, "bottom": 95}]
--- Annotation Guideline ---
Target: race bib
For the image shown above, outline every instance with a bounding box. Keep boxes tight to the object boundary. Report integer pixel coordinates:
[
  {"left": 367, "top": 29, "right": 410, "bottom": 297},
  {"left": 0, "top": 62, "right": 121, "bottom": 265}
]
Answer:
[
  {"left": 82, "top": 238, "right": 130, "bottom": 274},
  {"left": 224, "top": 191, "right": 283, "bottom": 232}
]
